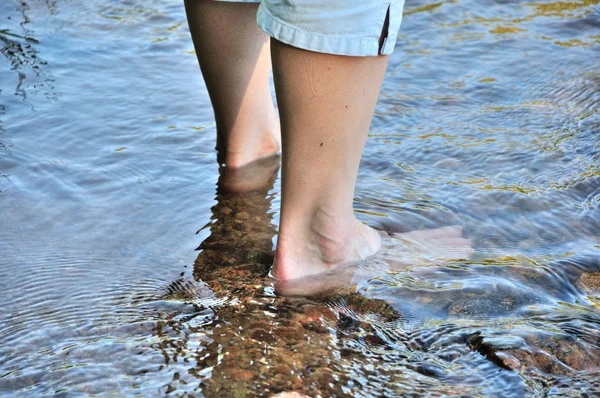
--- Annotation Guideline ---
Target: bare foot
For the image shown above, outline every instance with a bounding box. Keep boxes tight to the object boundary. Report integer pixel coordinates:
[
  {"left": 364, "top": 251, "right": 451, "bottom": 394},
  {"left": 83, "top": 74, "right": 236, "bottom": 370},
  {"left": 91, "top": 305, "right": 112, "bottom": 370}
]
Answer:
[
  {"left": 275, "top": 225, "right": 474, "bottom": 296},
  {"left": 273, "top": 217, "right": 382, "bottom": 295},
  {"left": 218, "top": 154, "right": 280, "bottom": 194},
  {"left": 222, "top": 137, "right": 280, "bottom": 169},
  {"left": 386, "top": 225, "right": 474, "bottom": 269},
  {"left": 218, "top": 117, "right": 281, "bottom": 170}
]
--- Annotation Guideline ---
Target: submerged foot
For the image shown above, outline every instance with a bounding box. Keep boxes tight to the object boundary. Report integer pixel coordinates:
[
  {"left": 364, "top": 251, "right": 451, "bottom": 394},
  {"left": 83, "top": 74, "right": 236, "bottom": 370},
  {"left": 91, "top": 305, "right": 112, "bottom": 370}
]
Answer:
[
  {"left": 218, "top": 154, "right": 280, "bottom": 194},
  {"left": 274, "top": 224, "right": 473, "bottom": 296},
  {"left": 273, "top": 216, "right": 382, "bottom": 296},
  {"left": 387, "top": 225, "right": 474, "bottom": 269}
]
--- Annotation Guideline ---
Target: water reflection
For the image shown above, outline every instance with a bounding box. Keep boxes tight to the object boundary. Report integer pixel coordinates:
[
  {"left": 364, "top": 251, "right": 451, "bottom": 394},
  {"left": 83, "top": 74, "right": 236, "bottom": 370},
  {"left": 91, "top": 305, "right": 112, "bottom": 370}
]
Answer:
[
  {"left": 0, "top": 2, "right": 55, "bottom": 101},
  {"left": 193, "top": 157, "right": 281, "bottom": 290}
]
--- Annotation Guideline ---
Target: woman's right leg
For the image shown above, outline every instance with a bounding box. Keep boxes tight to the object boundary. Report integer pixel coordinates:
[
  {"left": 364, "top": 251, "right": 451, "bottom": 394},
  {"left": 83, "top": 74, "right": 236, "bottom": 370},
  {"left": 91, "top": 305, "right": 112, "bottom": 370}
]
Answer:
[
  {"left": 270, "top": 40, "right": 388, "bottom": 283},
  {"left": 265, "top": 3, "right": 472, "bottom": 290}
]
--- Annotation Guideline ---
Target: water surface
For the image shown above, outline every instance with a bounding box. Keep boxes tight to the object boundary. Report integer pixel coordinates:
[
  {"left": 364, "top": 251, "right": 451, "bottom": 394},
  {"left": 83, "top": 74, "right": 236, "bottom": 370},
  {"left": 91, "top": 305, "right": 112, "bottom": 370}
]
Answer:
[{"left": 1, "top": 0, "right": 599, "bottom": 396}]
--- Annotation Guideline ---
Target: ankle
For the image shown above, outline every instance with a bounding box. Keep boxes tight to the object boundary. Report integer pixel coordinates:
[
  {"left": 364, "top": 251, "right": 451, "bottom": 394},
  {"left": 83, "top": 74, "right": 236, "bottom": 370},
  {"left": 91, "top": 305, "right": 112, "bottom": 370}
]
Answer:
[
  {"left": 219, "top": 121, "right": 281, "bottom": 169},
  {"left": 223, "top": 140, "right": 279, "bottom": 169},
  {"left": 274, "top": 208, "right": 381, "bottom": 281},
  {"left": 308, "top": 207, "right": 355, "bottom": 264}
]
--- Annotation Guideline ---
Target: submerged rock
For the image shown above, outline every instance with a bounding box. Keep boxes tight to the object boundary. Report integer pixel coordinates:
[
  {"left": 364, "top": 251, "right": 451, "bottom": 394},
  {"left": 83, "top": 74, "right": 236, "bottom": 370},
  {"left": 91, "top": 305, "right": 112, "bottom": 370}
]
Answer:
[
  {"left": 469, "top": 328, "right": 600, "bottom": 375},
  {"left": 578, "top": 272, "right": 600, "bottom": 295}
]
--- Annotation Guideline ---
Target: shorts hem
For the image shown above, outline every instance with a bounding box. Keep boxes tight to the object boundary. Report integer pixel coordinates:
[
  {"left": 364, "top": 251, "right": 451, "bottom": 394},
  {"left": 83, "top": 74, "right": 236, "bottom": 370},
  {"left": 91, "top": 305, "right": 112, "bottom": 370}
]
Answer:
[{"left": 257, "top": 4, "right": 386, "bottom": 57}]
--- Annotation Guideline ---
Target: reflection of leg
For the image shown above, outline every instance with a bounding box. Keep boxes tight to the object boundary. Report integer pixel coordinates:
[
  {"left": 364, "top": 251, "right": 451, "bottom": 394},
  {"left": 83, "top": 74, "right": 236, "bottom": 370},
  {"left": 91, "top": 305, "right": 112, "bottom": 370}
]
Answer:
[
  {"left": 184, "top": 1, "right": 280, "bottom": 168},
  {"left": 271, "top": 40, "right": 388, "bottom": 282},
  {"left": 193, "top": 161, "right": 279, "bottom": 291}
]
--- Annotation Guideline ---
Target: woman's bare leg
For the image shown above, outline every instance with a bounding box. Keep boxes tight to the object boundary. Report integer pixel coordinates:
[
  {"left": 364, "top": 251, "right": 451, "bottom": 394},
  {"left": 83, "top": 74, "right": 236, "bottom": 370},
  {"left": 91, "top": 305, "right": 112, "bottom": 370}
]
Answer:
[
  {"left": 184, "top": 1, "right": 280, "bottom": 169},
  {"left": 271, "top": 40, "right": 388, "bottom": 282}
]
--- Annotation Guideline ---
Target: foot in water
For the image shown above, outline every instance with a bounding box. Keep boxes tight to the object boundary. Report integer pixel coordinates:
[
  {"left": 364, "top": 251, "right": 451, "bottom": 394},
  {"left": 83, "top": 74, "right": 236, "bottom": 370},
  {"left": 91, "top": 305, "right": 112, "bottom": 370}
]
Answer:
[
  {"left": 216, "top": 111, "right": 281, "bottom": 170},
  {"left": 274, "top": 225, "right": 474, "bottom": 296},
  {"left": 218, "top": 154, "right": 281, "bottom": 194},
  {"left": 386, "top": 225, "right": 475, "bottom": 269}
]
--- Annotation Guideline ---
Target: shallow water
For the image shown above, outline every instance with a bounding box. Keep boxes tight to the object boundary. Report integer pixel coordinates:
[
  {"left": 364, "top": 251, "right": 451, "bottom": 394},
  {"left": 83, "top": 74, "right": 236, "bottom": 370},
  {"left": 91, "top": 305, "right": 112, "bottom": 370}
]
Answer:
[{"left": 1, "top": 0, "right": 599, "bottom": 396}]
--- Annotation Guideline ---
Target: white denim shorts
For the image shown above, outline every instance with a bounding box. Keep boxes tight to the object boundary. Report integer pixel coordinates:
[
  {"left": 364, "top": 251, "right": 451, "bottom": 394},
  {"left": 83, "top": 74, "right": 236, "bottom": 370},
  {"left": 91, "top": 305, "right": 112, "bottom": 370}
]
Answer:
[{"left": 214, "top": 0, "right": 405, "bottom": 56}]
